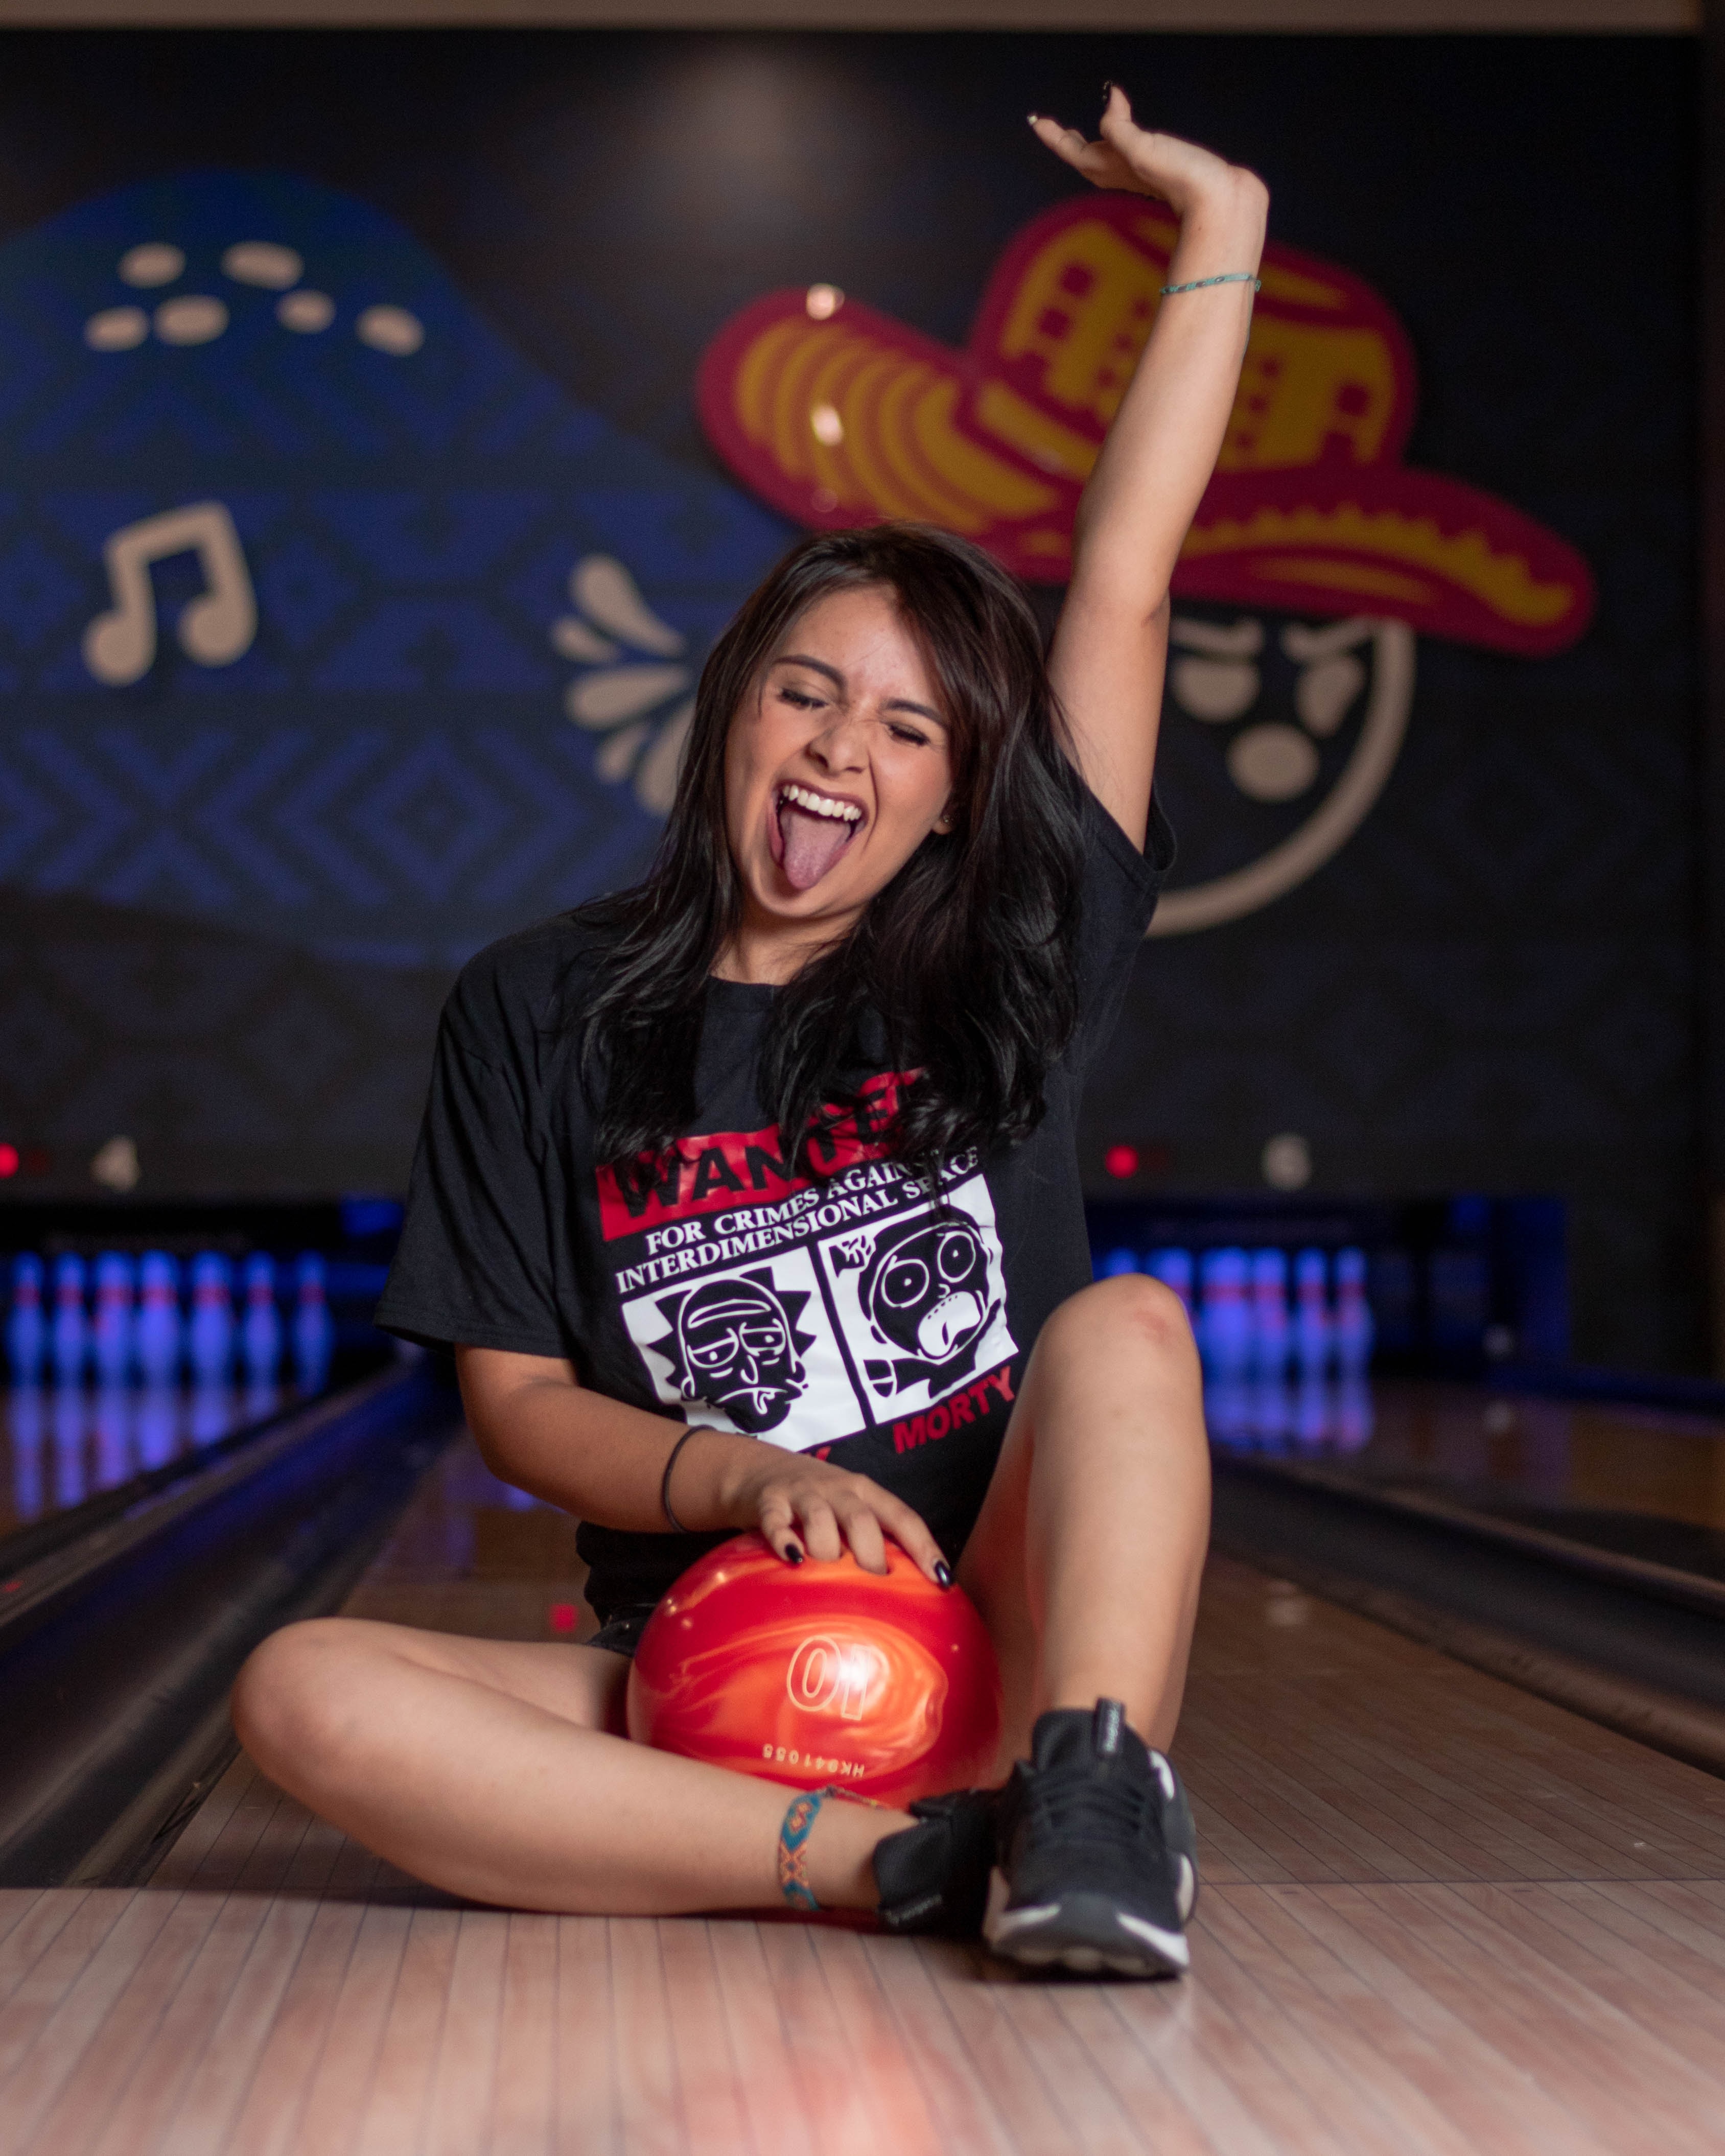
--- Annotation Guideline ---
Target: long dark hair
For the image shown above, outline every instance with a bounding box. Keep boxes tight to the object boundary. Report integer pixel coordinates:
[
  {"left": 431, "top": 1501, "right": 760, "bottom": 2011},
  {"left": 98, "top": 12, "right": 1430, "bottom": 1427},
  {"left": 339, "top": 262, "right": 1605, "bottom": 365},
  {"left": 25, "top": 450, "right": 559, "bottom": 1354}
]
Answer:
[{"left": 575, "top": 524, "right": 1087, "bottom": 1182}]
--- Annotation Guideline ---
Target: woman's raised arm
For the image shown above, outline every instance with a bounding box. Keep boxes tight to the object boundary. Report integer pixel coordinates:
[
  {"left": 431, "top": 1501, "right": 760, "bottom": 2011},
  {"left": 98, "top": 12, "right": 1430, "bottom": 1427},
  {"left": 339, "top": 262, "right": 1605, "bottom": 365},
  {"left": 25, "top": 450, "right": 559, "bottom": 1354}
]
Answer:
[{"left": 1033, "top": 89, "right": 1268, "bottom": 849}]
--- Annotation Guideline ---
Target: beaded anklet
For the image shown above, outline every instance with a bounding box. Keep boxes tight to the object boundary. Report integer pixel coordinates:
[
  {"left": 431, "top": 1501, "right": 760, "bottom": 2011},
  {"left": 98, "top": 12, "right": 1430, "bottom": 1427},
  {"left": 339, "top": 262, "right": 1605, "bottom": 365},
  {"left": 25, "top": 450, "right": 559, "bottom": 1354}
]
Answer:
[{"left": 777, "top": 1784, "right": 884, "bottom": 1912}]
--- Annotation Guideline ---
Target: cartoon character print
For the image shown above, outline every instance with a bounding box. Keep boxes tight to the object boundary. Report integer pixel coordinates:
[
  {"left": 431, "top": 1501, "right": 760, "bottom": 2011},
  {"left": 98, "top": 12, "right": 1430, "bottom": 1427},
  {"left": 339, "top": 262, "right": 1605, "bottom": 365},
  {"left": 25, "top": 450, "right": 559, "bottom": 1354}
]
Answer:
[
  {"left": 846, "top": 1211, "right": 1001, "bottom": 1396},
  {"left": 824, "top": 1176, "right": 1016, "bottom": 1414},
  {"left": 617, "top": 1164, "right": 1016, "bottom": 1444},
  {"left": 644, "top": 1269, "right": 815, "bottom": 1434}
]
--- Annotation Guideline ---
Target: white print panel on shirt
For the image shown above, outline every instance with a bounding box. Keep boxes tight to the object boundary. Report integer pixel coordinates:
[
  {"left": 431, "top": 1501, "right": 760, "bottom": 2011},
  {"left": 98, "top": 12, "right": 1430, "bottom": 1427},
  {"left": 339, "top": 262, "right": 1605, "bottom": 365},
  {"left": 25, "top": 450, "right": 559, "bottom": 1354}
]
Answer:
[{"left": 612, "top": 1132, "right": 1017, "bottom": 1452}]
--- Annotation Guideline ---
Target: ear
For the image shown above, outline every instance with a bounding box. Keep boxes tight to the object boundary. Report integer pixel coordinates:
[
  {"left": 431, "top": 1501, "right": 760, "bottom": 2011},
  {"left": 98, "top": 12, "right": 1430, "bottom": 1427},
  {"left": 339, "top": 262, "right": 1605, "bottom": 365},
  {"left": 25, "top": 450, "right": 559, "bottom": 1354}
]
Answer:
[{"left": 933, "top": 802, "right": 954, "bottom": 835}]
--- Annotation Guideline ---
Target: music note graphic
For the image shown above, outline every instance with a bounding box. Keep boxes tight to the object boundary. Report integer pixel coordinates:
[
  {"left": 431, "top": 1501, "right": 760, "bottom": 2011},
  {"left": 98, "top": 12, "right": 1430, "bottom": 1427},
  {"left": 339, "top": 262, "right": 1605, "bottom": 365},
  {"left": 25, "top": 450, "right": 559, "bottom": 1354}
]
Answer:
[{"left": 82, "top": 500, "right": 258, "bottom": 687}]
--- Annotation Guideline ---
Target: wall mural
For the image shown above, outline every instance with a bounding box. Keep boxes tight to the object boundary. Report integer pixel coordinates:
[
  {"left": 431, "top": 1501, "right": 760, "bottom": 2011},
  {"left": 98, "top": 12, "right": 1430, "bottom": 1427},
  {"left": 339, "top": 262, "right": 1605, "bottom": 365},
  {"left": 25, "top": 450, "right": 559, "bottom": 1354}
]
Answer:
[
  {"left": 0, "top": 28, "right": 1691, "bottom": 1370},
  {"left": 0, "top": 171, "right": 1594, "bottom": 973},
  {"left": 697, "top": 196, "right": 1594, "bottom": 932},
  {"left": 0, "top": 169, "right": 788, "bottom": 973}
]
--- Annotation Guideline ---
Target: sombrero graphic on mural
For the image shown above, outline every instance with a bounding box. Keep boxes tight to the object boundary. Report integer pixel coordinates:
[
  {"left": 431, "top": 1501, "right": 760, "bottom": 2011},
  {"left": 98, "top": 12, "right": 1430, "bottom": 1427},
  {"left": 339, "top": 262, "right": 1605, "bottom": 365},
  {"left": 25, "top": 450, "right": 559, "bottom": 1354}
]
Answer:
[{"left": 696, "top": 196, "right": 1595, "bottom": 932}]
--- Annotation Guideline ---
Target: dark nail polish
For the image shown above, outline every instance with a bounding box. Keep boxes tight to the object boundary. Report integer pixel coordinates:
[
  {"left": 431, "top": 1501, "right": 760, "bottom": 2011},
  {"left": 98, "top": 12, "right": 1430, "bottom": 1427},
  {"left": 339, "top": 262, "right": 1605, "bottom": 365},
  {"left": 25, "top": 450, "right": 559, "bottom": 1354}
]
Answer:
[
  {"left": 1103, "top": 80, "right": 1114, "bottom": 98},
  {"left": 784, "top": 1544, "right": 804, "bottom": 1565},
  {"left": 934, "top": 1561, "right": 953, "bottom": 1590}
]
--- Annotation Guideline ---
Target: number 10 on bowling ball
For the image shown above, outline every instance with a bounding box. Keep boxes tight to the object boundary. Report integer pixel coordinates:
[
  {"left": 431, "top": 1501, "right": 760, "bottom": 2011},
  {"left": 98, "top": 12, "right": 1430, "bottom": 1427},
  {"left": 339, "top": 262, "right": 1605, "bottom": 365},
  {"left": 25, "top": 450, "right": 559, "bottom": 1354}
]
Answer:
[{"left": 627, "top": 1533, "right": 1003, "bottom": 1808}]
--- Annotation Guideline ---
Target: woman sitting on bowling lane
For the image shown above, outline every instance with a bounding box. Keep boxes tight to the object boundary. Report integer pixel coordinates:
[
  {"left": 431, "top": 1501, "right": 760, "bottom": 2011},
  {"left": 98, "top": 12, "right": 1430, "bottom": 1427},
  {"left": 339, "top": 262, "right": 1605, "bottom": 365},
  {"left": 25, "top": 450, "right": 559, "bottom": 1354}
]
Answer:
[{"left": 233, "top": 91, "right": 1266, "bottom": 1977}]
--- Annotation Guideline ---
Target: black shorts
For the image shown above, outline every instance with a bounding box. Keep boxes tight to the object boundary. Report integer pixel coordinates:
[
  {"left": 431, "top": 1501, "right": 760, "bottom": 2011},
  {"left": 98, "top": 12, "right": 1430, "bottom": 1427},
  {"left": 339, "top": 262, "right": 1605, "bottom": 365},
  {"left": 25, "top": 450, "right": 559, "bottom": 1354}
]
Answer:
[{"left": 587, "top": 1603, "right": 658, "bottom": 1657}]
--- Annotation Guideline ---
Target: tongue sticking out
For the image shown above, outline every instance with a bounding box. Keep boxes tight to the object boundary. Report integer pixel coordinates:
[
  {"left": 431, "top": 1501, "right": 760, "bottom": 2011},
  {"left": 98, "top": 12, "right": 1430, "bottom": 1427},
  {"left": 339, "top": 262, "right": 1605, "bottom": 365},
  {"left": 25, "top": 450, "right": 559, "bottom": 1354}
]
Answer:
[{"left": 778, "top": 802, "right": 857, "bottom": 893}]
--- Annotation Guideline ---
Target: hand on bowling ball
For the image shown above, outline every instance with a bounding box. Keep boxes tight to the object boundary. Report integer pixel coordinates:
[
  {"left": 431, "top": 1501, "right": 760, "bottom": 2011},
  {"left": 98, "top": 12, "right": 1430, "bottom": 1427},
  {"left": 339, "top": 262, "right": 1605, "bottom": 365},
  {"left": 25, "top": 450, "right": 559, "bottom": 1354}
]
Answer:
[
  {"left": 1030, "top": 86, "right": 1263, "bottom": 221},
  {"left": 717, "top": 1446, "right": 948, "bottom": 1584}
]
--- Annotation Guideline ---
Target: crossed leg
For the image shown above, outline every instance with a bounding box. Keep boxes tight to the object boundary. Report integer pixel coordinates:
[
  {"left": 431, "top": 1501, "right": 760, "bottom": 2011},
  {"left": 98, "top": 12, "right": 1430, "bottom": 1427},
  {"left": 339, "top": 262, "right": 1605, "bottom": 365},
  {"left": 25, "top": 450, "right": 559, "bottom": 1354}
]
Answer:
[
  {"left": 231, "top": 1621, "right": 910, "bottom": 1912},
  {"left": 231, "top": 1274, "right": 1207, "bottom": 1913}
]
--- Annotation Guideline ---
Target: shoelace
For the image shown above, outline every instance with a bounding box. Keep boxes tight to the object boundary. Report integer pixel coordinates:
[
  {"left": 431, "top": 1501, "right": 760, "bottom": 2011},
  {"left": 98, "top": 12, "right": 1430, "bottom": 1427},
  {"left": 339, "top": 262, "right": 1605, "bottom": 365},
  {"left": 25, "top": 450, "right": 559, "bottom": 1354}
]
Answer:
[{"left": 1024, "top": 1760, "right": 1158, "bottom": 1850}]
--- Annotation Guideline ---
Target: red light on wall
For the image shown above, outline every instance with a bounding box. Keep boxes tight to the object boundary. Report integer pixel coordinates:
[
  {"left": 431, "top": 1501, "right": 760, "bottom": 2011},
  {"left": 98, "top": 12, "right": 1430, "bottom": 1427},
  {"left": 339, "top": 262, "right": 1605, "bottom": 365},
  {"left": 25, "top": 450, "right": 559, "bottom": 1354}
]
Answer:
[
  {"left": 1103, "top": 1143, "right": 1139, "bottom": 1180},
  {"left": 0, "top": 1144, "right": 18, "bottom": 1179},
  {"left": 547, "top": 1601, "right": 577, "bottom": 1634}
]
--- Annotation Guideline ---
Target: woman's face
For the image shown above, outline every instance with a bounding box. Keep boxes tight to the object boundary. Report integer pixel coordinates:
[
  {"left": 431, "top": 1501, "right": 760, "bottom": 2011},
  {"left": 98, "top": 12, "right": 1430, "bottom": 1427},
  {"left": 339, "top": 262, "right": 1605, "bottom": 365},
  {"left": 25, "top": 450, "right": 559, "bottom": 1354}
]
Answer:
[{"left": 723, "top": 584, "right": 955, "bottom": 967}]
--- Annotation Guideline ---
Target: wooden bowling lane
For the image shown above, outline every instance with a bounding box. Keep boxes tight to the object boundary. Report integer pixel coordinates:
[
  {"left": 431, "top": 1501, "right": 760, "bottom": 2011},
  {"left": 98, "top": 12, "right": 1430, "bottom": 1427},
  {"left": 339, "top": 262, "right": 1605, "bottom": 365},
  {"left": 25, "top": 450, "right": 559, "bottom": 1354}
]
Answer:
[
  {"left": 1299, "top": 1377, "right": 1725, "bottom": 1541},
  {"left": 12, "top": 1436, "right": 1725, "bottom": 2153}
]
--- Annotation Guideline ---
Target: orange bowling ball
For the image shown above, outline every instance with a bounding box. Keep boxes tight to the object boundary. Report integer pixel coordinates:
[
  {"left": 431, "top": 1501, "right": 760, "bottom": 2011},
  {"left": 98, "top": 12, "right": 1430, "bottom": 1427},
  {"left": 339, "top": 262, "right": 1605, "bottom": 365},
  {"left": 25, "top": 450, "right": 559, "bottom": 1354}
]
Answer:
[{"left": 626, "top": 1532, "right": 1003, "bottom": 1807}]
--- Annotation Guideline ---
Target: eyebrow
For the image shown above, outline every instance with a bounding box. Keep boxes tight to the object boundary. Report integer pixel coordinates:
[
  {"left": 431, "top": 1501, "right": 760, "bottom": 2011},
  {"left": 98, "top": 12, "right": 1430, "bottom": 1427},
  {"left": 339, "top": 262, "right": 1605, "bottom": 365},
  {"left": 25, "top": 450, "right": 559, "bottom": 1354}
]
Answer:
[{"left": 772, "top": 652, "right": 948, "bottom": 729}]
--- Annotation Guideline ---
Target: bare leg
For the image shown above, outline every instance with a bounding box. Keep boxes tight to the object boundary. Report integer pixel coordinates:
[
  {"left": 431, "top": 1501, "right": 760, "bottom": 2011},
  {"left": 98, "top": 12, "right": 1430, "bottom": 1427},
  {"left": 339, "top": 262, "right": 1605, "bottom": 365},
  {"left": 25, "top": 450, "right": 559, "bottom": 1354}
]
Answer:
[
  {"left": 957, "top": 1274, "right": 1209, "bottom": 1767},
  {"left": 231, "top": 1620, "right": 910, "bottom": 1913},
  {"left": 232, "top": 1274, "right": 1202, "bottom": 1912}
]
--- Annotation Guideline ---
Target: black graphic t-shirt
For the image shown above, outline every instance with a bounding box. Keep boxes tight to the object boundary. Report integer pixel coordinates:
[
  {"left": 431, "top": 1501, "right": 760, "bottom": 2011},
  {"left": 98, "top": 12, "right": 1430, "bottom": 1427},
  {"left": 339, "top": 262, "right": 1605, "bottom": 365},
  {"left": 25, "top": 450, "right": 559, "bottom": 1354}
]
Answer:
[{"left": 376, "top": 784, "right": 1173, "bottom": 1619}]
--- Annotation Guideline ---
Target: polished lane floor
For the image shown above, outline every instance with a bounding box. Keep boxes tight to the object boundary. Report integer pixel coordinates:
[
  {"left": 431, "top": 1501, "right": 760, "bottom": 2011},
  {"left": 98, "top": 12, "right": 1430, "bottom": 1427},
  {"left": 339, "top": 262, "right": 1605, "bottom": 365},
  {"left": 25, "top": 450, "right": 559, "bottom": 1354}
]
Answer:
[
  {"left": 1210, "top": 1376, "right": 1725, "bottom": 1580},
  {"left": 9, "top": 1425, "right": 1725, "bottom": 2153}
]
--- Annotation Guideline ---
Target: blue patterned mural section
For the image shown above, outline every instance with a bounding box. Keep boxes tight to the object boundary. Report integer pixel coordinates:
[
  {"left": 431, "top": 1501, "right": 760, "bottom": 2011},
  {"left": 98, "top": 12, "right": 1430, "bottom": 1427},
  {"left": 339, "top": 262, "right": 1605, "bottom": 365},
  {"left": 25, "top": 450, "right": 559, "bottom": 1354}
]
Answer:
[{"left": 0, "top": 169, "right": 792, "bottom": 969}]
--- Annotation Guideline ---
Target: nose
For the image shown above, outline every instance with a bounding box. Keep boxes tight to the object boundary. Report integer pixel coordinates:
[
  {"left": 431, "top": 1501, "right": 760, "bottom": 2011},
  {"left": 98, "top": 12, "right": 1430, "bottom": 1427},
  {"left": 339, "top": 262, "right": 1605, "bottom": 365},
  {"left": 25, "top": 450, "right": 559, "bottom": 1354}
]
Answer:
[{"left": 807, "top": 707, "right": 868, "bottom": 775}]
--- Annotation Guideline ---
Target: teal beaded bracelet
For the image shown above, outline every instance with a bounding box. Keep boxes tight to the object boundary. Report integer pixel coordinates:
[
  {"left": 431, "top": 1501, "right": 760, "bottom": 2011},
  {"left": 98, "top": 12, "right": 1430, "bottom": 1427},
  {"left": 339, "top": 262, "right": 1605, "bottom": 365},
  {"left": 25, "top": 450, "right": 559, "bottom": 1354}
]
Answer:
[
  {"left": 1160, "top": 272, "right": 1262, "bottom": 296},
  {"left": 777, "top": 1788, "right": 828, "bottom": 1911},
  {"left": 776, "top": 1783, "right": 883, "bottom": 1912}
]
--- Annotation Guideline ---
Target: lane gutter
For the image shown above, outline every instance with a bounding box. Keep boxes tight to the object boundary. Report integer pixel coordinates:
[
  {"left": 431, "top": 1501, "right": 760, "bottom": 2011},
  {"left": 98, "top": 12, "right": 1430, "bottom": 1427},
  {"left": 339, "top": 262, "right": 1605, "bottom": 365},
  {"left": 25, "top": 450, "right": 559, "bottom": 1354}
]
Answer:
[
  {"left": 0, "top": 1360, "right": 461, "bottom": 1888},
  {"left": 1211, "top": 1449, "right": 1725, "bottom": 1781}
]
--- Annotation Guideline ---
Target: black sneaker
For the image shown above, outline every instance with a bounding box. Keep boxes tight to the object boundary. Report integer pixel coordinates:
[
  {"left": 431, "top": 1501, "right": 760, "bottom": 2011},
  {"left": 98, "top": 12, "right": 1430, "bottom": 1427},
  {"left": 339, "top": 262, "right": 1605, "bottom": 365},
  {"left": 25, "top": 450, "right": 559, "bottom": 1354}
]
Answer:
[
  {"left": 984, "top": 1699, "right": 1196, "bottom": 1977},
  {"left": 872, "top": 1787, "right": 1002, "bottom": 1937}
]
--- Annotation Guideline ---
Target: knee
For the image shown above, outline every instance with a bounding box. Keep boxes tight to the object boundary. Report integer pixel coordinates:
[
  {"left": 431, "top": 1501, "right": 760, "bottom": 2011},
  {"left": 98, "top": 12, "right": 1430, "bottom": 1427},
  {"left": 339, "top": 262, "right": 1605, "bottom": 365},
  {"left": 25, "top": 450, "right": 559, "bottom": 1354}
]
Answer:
[
  {"left": 1042, "top": 1274, "right": 1199, "bottom": 1370},
  {"left": 230, "top": 1618, "right": 372, "bottom": 1779}
]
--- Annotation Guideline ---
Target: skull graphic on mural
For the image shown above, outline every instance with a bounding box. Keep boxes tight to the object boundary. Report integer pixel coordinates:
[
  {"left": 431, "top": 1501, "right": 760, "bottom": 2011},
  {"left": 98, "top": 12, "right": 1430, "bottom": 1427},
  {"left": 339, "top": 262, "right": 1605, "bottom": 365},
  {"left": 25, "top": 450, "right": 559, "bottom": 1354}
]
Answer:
[{"left": 1152, "top": 606, "right": 1416, "bottom": 932}]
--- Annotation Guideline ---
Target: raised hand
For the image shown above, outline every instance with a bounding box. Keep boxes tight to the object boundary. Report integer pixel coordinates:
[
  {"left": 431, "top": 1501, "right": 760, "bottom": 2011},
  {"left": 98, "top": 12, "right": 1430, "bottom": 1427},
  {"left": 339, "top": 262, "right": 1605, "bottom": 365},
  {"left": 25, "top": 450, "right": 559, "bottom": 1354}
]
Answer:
[
  {"left": 1030, "top": 86, "right": 1249, "bottom": 222},
  {"left": 1027, "top": 83, "right": 1268, "bottom": 856}
]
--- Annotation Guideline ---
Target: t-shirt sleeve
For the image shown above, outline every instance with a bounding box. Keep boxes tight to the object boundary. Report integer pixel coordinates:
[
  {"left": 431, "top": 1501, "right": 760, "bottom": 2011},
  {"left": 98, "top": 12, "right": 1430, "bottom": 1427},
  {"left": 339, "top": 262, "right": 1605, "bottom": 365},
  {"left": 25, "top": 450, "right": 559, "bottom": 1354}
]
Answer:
[
  {"left": 1068, "top": 782, "right": 1177, "bottom": 1070},
  {"left": 374, "top": 998, "right": 568, "bottom": 1359}
]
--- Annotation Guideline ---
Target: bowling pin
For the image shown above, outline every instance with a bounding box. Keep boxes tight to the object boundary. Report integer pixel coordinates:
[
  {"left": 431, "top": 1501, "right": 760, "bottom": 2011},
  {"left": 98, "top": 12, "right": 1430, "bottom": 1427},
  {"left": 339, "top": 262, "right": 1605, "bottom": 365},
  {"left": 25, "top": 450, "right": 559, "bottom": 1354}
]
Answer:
[
  {"left": 52, "top": 1379, "right": 85, "bottom": 1507},
  {"left": 10, "top": 1381, "right": 44, "bottom": 1520},
  {"left": 189, "top": 1378, "right": 230, "bottom": 1447},
  {"left": 1250, "top": 1249, "right": 1291, "bottom": 1381},
  {"left": 1205, "top": 1367, "right": 1252, "bottom": 1443},
  {"left": 1145, "top": 1247, "right": 1195, "bottom": 1326},
  {"left": 134, "top": 1382, "right": 178, "bottom": 1471},
  {"left": 1293, "top": 1249, "right": 1332, "bottom": 1380},
  {"left": 1294, "top": 1372, "right": 1332, "bottom": 1450},
  {"left": 135, "top": 1252, "right": 183, "bottom": 1384},
  {"left": 241, "top": 1252, "right": 282, "bottom": 1386},
  {"left": 188, "top": 1251, "right": 235, "bottom": 1384},
  {"left": 1335, "top": 1373, "right": 1375, "bottom": 1451},
  {"left": 1198, "top": 1248, "right": 1252, "bottom": 1380},
  {"left": 1251, "top": 1368, "right": 1292, "bottom": 1449},
  {"left": 91, "top": 1251, "right": 135, "bottom": 1385},
  {"left": 6, "top": 1253, "right": 45, "bottom": 1382},
  {"left": 93, "top": 1383, "right": 131, "bottom": 1491},
  {"left": 293, "top": 1252, "right": 334, "bottom": 1391},
  {"left": 50, "top": 1254, "right": 87, "bottom": 1384},
  {"left": 1334, "top": 1248, "right": 1375, "bottom": 1380}
]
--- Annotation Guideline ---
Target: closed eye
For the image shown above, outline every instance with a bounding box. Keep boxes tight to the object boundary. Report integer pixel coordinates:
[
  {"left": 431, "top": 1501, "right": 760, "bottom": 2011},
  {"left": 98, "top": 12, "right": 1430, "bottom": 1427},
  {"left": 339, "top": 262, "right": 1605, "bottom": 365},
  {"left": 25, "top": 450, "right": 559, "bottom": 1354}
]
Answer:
[
  {"left": 778, "top": 686, "right": 825, "bottom": 711},
  {"left": 887, "top": 722, "right": 930, "bottom": 746}
]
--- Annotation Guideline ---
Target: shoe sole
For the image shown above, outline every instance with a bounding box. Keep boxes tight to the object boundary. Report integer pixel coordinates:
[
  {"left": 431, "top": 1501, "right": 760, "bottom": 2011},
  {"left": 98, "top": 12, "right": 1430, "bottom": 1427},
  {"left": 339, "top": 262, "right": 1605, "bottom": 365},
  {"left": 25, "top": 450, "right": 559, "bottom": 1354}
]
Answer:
[{"left": 982, "top": 1873, "right": 1190, "bottom": 1979}]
